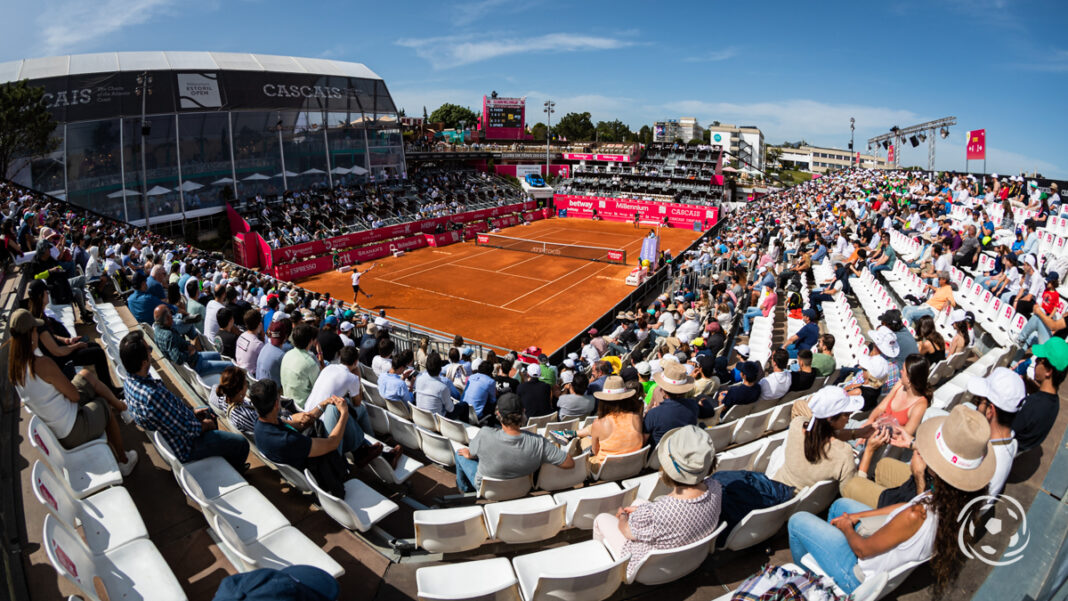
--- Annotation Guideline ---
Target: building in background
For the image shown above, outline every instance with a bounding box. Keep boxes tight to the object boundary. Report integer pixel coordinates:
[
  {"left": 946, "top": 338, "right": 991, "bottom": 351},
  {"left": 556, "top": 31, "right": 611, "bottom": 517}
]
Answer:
[
  {"left": 652, "top": 119, "right": 681, "bottom": 142},
  {"left": 771, "top": 145, "right": 888, "bottom": 173},
  {"left": 678, "top": 117, "right": 703, "bottom": 143},
  {"left": 1, "top": 52, "right": 404, "bottom": 227},
  {"left": 706, "top": 124, "right": 765, "bottom": 173}
]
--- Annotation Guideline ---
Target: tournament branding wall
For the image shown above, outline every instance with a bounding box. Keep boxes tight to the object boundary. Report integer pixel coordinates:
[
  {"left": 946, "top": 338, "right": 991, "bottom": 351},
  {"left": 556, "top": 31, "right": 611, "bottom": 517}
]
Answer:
[
  {"left": 553, "top": 195, "right": 718, "bottom": 230},
  {"left": 561, "top": 153, "right": 633, "bottom": 163}
]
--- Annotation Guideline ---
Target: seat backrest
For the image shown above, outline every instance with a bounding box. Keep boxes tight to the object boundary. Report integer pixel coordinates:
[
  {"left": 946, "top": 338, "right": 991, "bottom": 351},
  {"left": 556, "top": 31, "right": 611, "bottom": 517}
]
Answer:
[
  {"left": 705, "top": 422, "right": 734, "bottom": 451},
  {"left": 209, "top": 513, "right": 256, "bottom": 570},
  {"left": 628, "top": 523, "right": 723, "bottom": 586},
  {"left": 526, "top": 412, "right": 558, "bottom": 429},
  {"left": 417, "top": 427, "right": 456, "bottom": 467},
  {"left": 489, "top": 501, "right": 567, "bottom": 544},
  {"left": 478, "top": 474, "right": 533, "bottom": 501},
  {"left": 31, "top": 461, "right": 78, "bottom": 528},
  {"left": 719, "top": 399, "right": 754, "bottom": 423},
  {"left": 410, "top": 405, "right": 439, "bottom": 431},
  {"left": 436, "top": 415, "right": 472, "bottom": 444},
  {"left": 152, "top": 431, "right": 181, "bottom": 471},
  {"left": 274, "top": 462, "right": 314, "bottom": 493},
  {"left": 174, "top": 464, "right": 213, "bottom": 511},
  {"left": 358, "top": 363, "right": 378, "bottom": 385},
  {"left": 753, "top": 436, "right": 785, "bottom": 475},
  {"left": 766, "top": 403, "right": 793, "bottom": 433},
  {"left": 715, "top": 442, "right": 761, "bottom": 472},
  {"left": 43, "top": 515, "right": 100, "bottom": 601},
  {"left": 537, "top": 452, "right": 589, "bottom": 492},
  {"left": 731, "top": 409, "right": 772, "bottom": 446},
  {"left": 542, "top": 419, "right": 580, "bottom": 434},
  {"left": 28, "top": 416, "right": 67, "bottom": 473},
  {"left": 883, "top": 559, "right": 926, "bottom": 596},
  {"left": 720, "top": 496, "right": 799, "bottom": 551},
  {"left": 303, "top": 469, "right": 359, "bottom": 530},
  {"left": 362, "top": 381, "right": 385, "bottom": 406},
  {"left": 384, "top": 396, "right": 412, "bottom": 419},
  {"left": 850, "top": 570, "right": 888, "bottom": 601},
  {"left": 527, "top": 551, "right": 627, "bottom": 601},
  {"left": 593, "top": 446, "right": 649, "bottom": 482},
  {"left": 413, "top": 507, "right": 489, "bottom": 554},
  {"left": 364, "top": 402, "right": 390, "bottom": 435},
  {"left": 792, "top": 479, "right": 838, "bottom": 516},
  {"left": 562, "top": 484, "right": 639, "bottom": 529},
  {"left": 387, "top": 413, "right": 422, "bottom": 450}
]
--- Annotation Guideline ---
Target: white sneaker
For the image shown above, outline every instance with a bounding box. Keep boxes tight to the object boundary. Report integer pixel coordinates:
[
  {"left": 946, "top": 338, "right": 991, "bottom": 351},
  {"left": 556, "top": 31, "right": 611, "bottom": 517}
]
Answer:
[{"left": 119, "top": 450, "right": 138, "bottom": 477}]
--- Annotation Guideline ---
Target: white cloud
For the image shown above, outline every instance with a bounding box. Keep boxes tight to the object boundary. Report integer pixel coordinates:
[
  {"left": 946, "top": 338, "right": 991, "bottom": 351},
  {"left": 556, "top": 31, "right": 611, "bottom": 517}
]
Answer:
[
  {"left": 892, "top": 133, "right": 1067, "bottom": 178},
  {"left": 683, "top": 47, "right": 737, "bottom": 63},
  {"left": 663, "top": 98, "right": 921, "bottom": 141},
  {"left": 36, "top": 0, "right": 177, "bottom": 55},
  {"left": 396, "top": 33, "right": 633, "bottom": 69},
  {"left": 451, "top": 0, "right": 516, "bottom": 25}
]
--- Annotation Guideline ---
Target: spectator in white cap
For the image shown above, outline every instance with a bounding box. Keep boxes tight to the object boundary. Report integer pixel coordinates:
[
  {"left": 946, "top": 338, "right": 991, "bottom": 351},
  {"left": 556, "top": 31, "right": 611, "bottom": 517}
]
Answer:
[
  {"left": 517, "top": 362, "right": 553, "bottom": 419},
  {"left": 836, "top": 326, "right": 899, "bottom": 395},
  {"left": 591, "top": 425, "right": 722, "bottom": 583},
  {"left": 557, "top": 371, "right": 595, "bottom": 419},
  {"left": 635, "top": 361, "right": 654, "bottom": 398},
  {"left": 338, "top": 320, "right": 356, "bottom": 347}
]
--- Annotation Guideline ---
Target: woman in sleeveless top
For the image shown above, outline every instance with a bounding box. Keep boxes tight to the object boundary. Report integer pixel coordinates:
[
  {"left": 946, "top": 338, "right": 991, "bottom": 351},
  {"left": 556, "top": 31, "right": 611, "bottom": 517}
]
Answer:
[
  {"left": 860, "top": 354, "right": 930, "bottom": 437},
  {"left": 788, "top": 406, "right": 995, "bottom": 596},
  {"left": 8, "top": 309, "right": 137, "bottom": 474},
  {"left": 578, "top": 377, "right": 646, "bottom": 469},
  {"left": 209, "top": 366, "right": 260, "bottom": 436},
  {"left": 914, "top": 315, "right": 947, "bottom": 365}
]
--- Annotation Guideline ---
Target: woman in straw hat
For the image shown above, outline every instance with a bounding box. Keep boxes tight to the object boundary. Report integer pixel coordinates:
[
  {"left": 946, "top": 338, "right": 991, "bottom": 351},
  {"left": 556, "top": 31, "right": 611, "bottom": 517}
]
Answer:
[
  {"left": 576, "top": 376, "right": 646, "bottom": 470},
  {"left": 592, "top": 425, "right": 722, "bottom": 582},
  {"left": 787, "top": 405, "right": 994, "bottom": 596}
]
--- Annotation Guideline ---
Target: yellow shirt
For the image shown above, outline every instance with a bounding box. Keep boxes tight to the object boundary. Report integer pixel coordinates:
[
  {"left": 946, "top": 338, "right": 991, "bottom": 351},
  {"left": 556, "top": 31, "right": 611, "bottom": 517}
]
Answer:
[{"left": 927, "top": 285, "right": 955, "bottom": 312}]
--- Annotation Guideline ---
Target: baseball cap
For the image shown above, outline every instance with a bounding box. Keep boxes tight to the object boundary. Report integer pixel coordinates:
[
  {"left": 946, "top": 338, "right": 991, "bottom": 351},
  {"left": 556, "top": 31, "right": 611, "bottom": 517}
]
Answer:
[
  {"left": 9, "top": 308, "right": 44, "bottom": 335},
  {"left": 868, "top": 326, "right": 900, "bottom": 358},
  {"left": 635, "top": 361, "right": 651, "bottom": 376},
  {"left": 461, "top": 347, "right": 474, "bottom": 357},
  {"left": 734, "top": 344, "right": 750, "bottom": 358},
  {"left": 619, "top": 365, "right": 639, "bottom": 382},
  {"left": 339, "top": 321, "right": 354, "bottom": 332},
  {"left": 496, "top": 392, "right": 523, "bottom": 416},
  {"left": 267, "top": 320, "right": 287, "bottom": 340},
  {"left": 563, "top": 358, "right": 575, "bottom": 369},
  {"left": 1032, "top": 337, "right": 1068, "bottom": 371},
  {"left": 806, "top": 386, "right": 862, "bottom": 430},
  {"left": 738, "top": 361, "right": 759, "bottom": 383},
  {"left": 967, "top": 367, "right": 1025, "bottom": 413},
  {"left": 949, "top": 309, "right": 968, "bottom": 325},
  {"left": 1047, "top": 271, "right": 1061, "bottom": 283},
  {"left": 323, "top": 315, "right": 338, "bottom": 326},
  {"left": 860, "top": 353, "right": 890, "bottom": 380},
  {"left": 212, "top": 565, "right": 339, "bottom": 601},
  {"left": 560, "top": 371, "right": 574, "bottom": 385},
  {"left": 802, "top": 309, "right": 818, "bottom": 321},
  {"left": 526, "top": 363, "right": 541, "bottom": 378}
]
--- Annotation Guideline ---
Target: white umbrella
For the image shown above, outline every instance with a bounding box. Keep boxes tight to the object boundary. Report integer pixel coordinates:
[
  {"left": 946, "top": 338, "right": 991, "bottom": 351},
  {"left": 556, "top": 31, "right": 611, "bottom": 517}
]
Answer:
[
  {"left": 106, "top": 189, "right": 140, "bottom": 198},
  {"left": 301, "top": 168, "right": 326, "bottom": 175},
  {"left": 348, "top": 165, "right": 369, "bottom": 175},
  {"left": 330, "top": 166, "right": 350, "bottom": 175},
  {"left": 273, "top": 170, "right": 299, "bottom": 178},
  {"left": 211, "top": 177, "right": 235, "bottom": 185},
  {"left": 146, "top": 185, "right": 172, "bottom": 196},
  {"left": 179, "top": 180, "right": 204, "bottom": 192},
  {"left": 242, "top": 173, "right": 270, "bottom": 181}
]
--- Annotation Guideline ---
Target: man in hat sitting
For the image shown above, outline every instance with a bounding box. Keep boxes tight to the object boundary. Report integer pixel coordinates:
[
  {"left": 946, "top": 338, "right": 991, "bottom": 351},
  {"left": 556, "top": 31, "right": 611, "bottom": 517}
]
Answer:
[
  {"left": 453, "top": 393, "right": 574, "bottom": 493},
  {"left": 643, "top": 362, "right": 698, "bottom": 446}
]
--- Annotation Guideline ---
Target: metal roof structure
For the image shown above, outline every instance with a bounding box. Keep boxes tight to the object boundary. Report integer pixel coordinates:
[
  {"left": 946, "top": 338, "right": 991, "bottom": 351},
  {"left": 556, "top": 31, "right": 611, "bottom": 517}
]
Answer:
[{"left": 0, "top": 51, "right": 382, "bottom": 84}]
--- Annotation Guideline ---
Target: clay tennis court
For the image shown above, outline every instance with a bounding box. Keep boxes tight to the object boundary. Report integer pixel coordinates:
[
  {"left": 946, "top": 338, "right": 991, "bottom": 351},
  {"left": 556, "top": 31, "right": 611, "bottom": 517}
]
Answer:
[{"left": 297, "top": 218, "right": 704, "bottom": 352}]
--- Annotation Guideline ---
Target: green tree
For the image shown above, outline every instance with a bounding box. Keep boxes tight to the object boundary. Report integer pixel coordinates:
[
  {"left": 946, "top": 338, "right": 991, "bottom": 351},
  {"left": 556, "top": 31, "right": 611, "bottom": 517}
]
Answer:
[
  {"left": 428, "top": 103, "right": 479, "bottom": 130},
  {"left": 553, "top": 111, "right": 596, "bottom": 142},
  {"left": 766, "top": 147, "right": 783, "bottom": 168},
  {"left": 638, "top": 125, "right": 652, "bottom": 145},
  {"left": 687, "top": 138, "right": 702, "bottom": 145},
  {"left": 0, "top": 80, "right": 58, "bottom": 179},
  {"left": 531, "top": 122, "right": 547, "bottom": 141},
  {"left": 702, "top": 129, "right": 711, "bottom": 143},
  {"left": 594, "top": 119, "right": 633, "bottom": 142}
]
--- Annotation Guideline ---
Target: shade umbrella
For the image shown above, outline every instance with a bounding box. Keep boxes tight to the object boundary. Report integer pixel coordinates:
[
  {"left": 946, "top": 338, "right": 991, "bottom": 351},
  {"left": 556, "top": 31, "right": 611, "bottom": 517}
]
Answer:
[
  {"left": 721, "top": 166, "right": 738, "bottom": 173},
  {"left": 146, "top": 185, "right": 172, "bottom": 196},
  {"left": 301, "top": 168, "right": 326, "bottom": 175},
  {"left": 106, "top": 189, "right": 140, "bottom": 198},
  {"left": 329, "top": 166, "right": 350, "bottom": 175},
  {"left": 211, "top": 177, "right": 235, "bottom": 185},
  {"left": 179, "top": 181, "right": 204, "bottom": 192},
  {"left": 242, "top": 173, "right": 270, "bottom": 181},
  {"left": 273, "top": 170, "right": 299, "bottom": 178},
  {"left": 348, "top": 165, "right": 369, "bottom": 175}
]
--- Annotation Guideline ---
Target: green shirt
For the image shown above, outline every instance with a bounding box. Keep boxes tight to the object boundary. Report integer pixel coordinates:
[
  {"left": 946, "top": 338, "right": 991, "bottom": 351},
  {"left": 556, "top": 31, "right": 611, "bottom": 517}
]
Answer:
[
  {"left": 643, "top": 381, "right": 657, "bottom": 405},
  {"left": 811, "top": 352, "right": 836, "bottom": 377},
  {"left": 280, "top": 348, "right": 320, "bottom": 409}
]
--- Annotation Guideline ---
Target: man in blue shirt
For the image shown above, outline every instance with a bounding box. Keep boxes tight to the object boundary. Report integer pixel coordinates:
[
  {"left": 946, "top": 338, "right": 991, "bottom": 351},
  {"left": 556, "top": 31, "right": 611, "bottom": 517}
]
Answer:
[
  {"left": 256, "top": 318, "right": 292, "bottom": 383},
  {"left": 643, "top": 362, "right": 698, "bottom": 446},
  {"left": 127, "top": 272, "right": 163, "bottom": 325},
  {"left": 716, "top": 361, "right": 762, "bottom": 411},
  {"left": 784, "top": 309, "right": 821, "bottom": 358},
  {"left": 462, "top": 360, "right": 497, "bottom": 420},
  {"left": 119, "top": 330, "right": 248, "bottom": 471},
  {"left": 811, "top": 239, "right": 828, "bottom": 263},
  {"left": 378, "top": 352, "right": 415, "bottom": 404}
]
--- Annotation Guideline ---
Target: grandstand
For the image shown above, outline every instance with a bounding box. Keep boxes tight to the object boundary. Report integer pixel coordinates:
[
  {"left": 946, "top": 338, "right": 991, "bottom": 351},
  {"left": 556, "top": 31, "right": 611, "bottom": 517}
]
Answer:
[{"left": 3, "top": 156, "right": 1068, "bottom": 601}]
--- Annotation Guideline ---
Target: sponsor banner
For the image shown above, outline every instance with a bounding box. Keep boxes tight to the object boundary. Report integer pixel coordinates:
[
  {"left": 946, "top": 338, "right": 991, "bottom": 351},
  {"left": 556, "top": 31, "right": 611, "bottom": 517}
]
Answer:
[
  {"left": 233, "top": 233, "right": 249, "bottom": 268},
  {"left": 561, "top": 153, "right": 632, "bottom": 162},
  {"left": 967, "top": 129, "right": 986, "bottom": 161},
  {"left": 562, "top": 153, "right": 595, "bottom": 161},
  {"left": 273, "top": 255, "right": 333, "bottom": 281},
  {"left": 334, "top": 235, "right": 428, "bottom": 265},
  {"left": 607, "top": 250, "right": 625, "bottom": 261},
  {"left": 552, "top": 195, "right": 718, "bottom": 230},
  {"left": 256, "top": 232, "right": 273, "bottom": 271},
  {"left": 424, "top": 230, "right": 464, "bottom": 247},
  {"left": 225, "top": 203, "right": 250, "bottom": 235},
  {"left": 463, "top": 222, "right": 489, "bottom": 239}
]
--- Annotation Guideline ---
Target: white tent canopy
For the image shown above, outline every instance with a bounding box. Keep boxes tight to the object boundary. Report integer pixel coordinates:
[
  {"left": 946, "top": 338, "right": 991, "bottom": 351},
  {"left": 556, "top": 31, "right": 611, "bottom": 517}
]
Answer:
[
  {"left": 273, "top": 170, "right": 299, "bottom": 178},
  {"left": 329, "top": 166, "right": 350, "bottom": 175},
  {"left": 179, "top": 181, "right": 204, "bottom": 191},
  {"left": 242, "top": 173, "right": 270, "bottom": 181},
  {"left": 211, "top": 177, "right": 235, "bottom": 185},
  {"left": 146, "top": 185, "right": 172, "bottom": 196},
  {"left": 348, "top": 165, "right": 368, "bottom": 175},
  {"left": 106, "top": 189, "right": 139, "bottom": 198},
  {"left": 300, "top": 168, "right": 326, "bottom": 175}
]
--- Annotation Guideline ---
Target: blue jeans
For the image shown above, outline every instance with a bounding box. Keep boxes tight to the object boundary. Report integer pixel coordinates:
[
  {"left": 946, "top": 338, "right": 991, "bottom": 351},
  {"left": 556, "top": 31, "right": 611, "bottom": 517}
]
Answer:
[
  {"left": 785, "top": 343, "right": 802, "bottom": 359},
  {"left": 1017, "top": 314, "right": 1052, "bottom": 347},
  {"left": 454, "top": 452, "right": 480, "bottom": 493},
  {"left": 870, "top": 263, "right": 891, "bottom": 277},
  {"left": 788, "top": 497, "right": 869, "bottom": 594},
  {"left": 901, "top": 304, "right": 935, "bottom": 325},
  {"left": 741, "top": 307, "right": 763, "bottom": 333},
  {"left": 186, "top": 429, "right": 250, "bottom": 471},
  {"left": 321, "top": 403, "right": 372, "bottom": 456},
  {"left": 712, "top": 470, "right": 796, "bottom": 539},
  {"left": 194, "top": 351, "right": 231, "bottom": 376}
]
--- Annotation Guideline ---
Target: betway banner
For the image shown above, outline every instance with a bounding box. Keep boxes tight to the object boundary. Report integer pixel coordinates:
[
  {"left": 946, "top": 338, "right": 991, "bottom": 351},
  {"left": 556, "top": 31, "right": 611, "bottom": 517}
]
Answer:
[
  {"left": 271, "top": 200, "right": 537, "bottom": 263},
  {"left": 552, "top": 195, "right": 717, "bottom": 230}
]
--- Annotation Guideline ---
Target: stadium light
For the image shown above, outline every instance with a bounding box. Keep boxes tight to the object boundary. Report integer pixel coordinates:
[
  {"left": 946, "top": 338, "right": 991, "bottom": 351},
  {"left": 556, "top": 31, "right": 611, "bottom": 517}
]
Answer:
[
  {"left": 917, "top": 133, "right": 927, "bottom": 143},
  {"left": 940, "top": 127, "right": 950, "bottom": 139},
  {"left": 544, "top": 100, "right": 556, "bottom": 179}
]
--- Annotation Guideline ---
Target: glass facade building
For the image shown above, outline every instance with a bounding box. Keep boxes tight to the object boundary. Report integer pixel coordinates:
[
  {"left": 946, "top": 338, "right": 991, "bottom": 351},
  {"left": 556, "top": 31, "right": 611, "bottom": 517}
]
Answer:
[{"left": 0, "top": 52, "right": 404, "bottom": 225}]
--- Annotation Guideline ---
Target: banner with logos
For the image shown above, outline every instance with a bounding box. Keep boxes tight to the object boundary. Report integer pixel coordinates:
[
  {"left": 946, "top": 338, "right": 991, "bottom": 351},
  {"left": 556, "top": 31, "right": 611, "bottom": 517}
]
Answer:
[
  {"left": 561, "top": 153, "right": 633, "bottom": 162},
  {"left": 967, "top": 129, "right": 986, "bottom": 160},
  {"left": 551, "top": 195, "right": 718, "bottom": 230}
]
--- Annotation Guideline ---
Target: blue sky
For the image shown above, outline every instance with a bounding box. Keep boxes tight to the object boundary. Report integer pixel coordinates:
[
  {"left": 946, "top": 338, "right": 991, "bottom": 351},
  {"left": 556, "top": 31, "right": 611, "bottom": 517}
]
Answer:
[{"left": 2, "top": 0, "right": 1066, "bottom": 176}]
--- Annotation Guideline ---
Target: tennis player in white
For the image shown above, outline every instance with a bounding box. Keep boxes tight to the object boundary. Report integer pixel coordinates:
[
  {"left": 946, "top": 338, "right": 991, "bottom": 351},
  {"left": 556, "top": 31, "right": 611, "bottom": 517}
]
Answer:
[{"left": 351, "top": 262, "right": 376, "bottom": 303}]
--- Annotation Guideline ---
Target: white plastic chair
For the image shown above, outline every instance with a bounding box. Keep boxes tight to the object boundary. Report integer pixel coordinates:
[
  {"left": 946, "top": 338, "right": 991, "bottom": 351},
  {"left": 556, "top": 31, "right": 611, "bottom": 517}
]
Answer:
[
  {"left": 384, "top": 396, "right": 413, "bottom": 419},
  {"left": 552, "top": 482, "right": 638, "bottom": 529},
  {"left": 536, "top": 452, "right": 589, "bottom": 492},
  {"left": 512, "top": 540, "right": 626, "bottom": 601},
  {"left": 363, "top": 434, "right": 425, "bottom": 485},
  {"left": 43, "top": 515, "right": 187, "bottom": 601},
  {"left": 437, "top": 414, "right": 480, "bottom": 444},
  {"left": 387, "top": 412, "right": 422, "bottom": 450},
  {"left": 589, "top": 445, "right": 649, "bottom": 482},
  {"left": 478, "top": 474, "right": 533, "bottom": 501},
  {"left": 418, "top": 426, "right": 457, "bottom": 467},
  {"left": 153, "top": 432, "right": 248, "bottom": 499},
  {"left": 624, "top": 522, "right": 726, "bottom": 585},
  {"left": 31, "top": 461, "right": 147, "bottom": 555},
  {"left": 28, "top": 416, "right": 121, "bottom": 499},
  {"left": 176, "top": 464, "right": 291, "bottom": 547},
  {"left": 792, "top": 479, "right": 839, "bottom": 516},
  {"left": 414, "top": 506, "right": 489, "bottom": 553},
  {"left": 209, "top": 513, "right": 345, "bottom": 577},
  {"left": 800, "top": 554, "right": 911, "bottom": 601},
  {"left": 718, "top": 496, "right": 800, "bottom": 551},
  {"left": 411, "top": 405, "right": 440, "bottom": 431},
  {"left": 365, "top": 402, "right": 391, "bottom": 435},
  {"left": 714, "top": 441, "right": 763, "bottom": 472},
  {"left": 483, "top": 495, "right": 567, "bottom": 544},
  {"left": 416, "top": 557, "right": 520, "bottom": 601},
  {"left": 622, "top": 472, "right": 672, "bottom": 502},
  {"left": 526, "top": 412, "right": 558, "bottom": 429},
  {"left": 731, "top": 408, "right": 772, "bottom": 446},
  {"left": 304, "top": 469, "right": 399, "bottom": 532}
]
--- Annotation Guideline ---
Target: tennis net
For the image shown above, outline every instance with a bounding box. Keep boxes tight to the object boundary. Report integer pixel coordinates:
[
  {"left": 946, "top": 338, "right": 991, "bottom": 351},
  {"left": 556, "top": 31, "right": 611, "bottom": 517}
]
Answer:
[{"left": 475, "top": 232, "right": 627, "bottom": 264}]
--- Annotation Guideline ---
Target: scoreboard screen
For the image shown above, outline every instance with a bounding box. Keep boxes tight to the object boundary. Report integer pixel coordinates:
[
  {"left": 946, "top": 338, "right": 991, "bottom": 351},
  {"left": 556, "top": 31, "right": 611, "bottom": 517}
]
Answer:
[{"left": 487, "top": 105, "right": 523, "bottom": 129}]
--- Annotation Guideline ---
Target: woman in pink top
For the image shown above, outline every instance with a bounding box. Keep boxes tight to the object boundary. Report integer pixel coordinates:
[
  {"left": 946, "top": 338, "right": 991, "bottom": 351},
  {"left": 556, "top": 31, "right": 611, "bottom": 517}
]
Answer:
[{"left": 741, "top": 287, "right": 778, "bottom": 334}]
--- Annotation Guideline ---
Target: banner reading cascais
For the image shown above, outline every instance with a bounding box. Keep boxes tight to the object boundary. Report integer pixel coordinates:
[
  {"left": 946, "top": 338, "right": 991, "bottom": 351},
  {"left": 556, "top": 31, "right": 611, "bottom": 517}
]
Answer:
[{"left": 552, "top": 195, "right": 718, "bottom": 230}]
